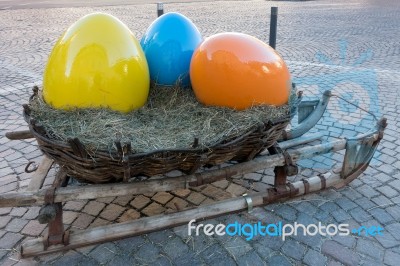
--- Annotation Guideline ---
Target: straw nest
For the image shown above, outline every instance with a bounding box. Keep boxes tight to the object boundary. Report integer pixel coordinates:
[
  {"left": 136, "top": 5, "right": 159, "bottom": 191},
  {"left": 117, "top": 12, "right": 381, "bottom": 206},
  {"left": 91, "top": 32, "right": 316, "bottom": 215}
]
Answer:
[{"left": 29, "top": 85, "right": 296, "bottom": 156}]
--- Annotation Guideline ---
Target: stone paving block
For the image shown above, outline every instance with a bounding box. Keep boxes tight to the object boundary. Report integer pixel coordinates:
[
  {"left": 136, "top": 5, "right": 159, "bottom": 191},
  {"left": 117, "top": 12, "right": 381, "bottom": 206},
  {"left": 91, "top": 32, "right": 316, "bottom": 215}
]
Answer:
[
  {"left": 374, "top": 231, "right": 399, "bottom": 249},
  {"left": 0, "top": 207, "right": 11, "bottom": 216},
  {"left": 373, "top": 172, "right": 392, "bottom": 183},
  {"left": 371, "top": 195, "right": 392, "bottom": 207},
  {"left": 200, "top": 243, "right": 233, "bottom": 265},
  {"left": 369, "top": 208, "right": 394, "bottom": 224},
  {"left": 0, "top": 175, "right": 17, "bottom": 187},
  {"left": 135, "top": 243, "right": 162, "bottom": 265},
  {"left": 96, "top": 197, "right": 115, "bottom": 204},
  {"left": 331, "top": 208, "right": 352, "bottom": 222},
  {"left": 113, "top": 195, "right": 134, "bottom": 206},
  {"left": 376, "top": 185, "right": 399, "bottom": 198},
  {"left": 243, "top": 172, "right": 262, "bottom": 182},
  {"left": 82, "top": 201, "right": 106, "bottom": 216},
  {"left": 115, "top": 235, "right": 146, "bottom": 253},
  {"left": 281, "top": 239, "right": 306, "bottom": 260},
  {"left": 355, "top": 197, "right": 377, "bottom": 209},
  {"left": 186, "top": 191, "right": 206, "bottom": 205},
  {"left": 304, "top": 249, "right": 328, "bottom": 266},
  {"left": 291, "top": 201, "right": 318, "bottom": 216},
  {"left": 237, "top": 251, "right": 265, "bottom": 265},
  {"left": 63, "top": 211, "right": 79, "bottom": 225},
  {"left": 118, "top": 209, "right": 140, "bottom": 223},
  {"left": 386, "top": 205, "right": 400, "bottom": 220},
  {"left": 340, "top": 188, "right": 363, "bottom": 201},
  {"left": 268, "top": 254, "right": 292, "bottom": 266},
  {"left": 332, "top": 235, "right": 356, "bottom": 249},
  {"left": 0, "top": 216, "right": 12, "bottom": 229},
  {"left": 357, "top": 184, "right": 380, "bottom": 198},
  {"left": 212, "top": 179, "right": 229, "bottom": 189},
  {"left": 185, "top": 230, "right": 216, "bottom": 253},
  {"left": 22, "top": 207, "right": 40, "bottom": 220},
  {"left": 152, "top": 192, "right": 174, "bottom": 205},
  {"left": 78, "top": 256, "right": 104, "bottom": 266},
  {"left": 63, "top": 200, "right": 86, "bottom": 211},
  {"left": 384, "top": 250, "right": 400, "bottom": 266},
  {"left": 165, "top": 197, "right": 189, "bottom": 211},
  {"left": 356, "top": 239, "right": 384, "bottom": 261},
  {"left": 99, "top": 204, "right": 125, "bottom": 221},
  {"left": 130, "top": 195, "right": 151, "bottom": 210},
  {"left": 21, "top": 220, "right": 46, "bottom": 236},
  {"left": 171, "top": 188, "right": 191, "bottom": 198},
  {"left": 223, "top": 237, "right": 252, "bottom": 258},
  {"left": 385, "top": 223, "right": 400, "bottom": 241},
  {"left": 0, "top": 232, "right": 23, "bottom": 249},
  {"left": 52, "top": 250, "right": 82, "bottom": 266},
  {"left": 147, "top": 229, "right": 174, "bottom": 244},
  {"left": 89, "top": 243, "right": 119, "bottom": 264},
  {"left": 0, "top": 182, "right": 17, "bottom": 193},
  {"left": 142, "top": 202, "right": 166, "bottom": 216},
  {"left": 5, "top": 218, "right": 28, "bottom": 233},
  {"left": 321, "top": 240, "right": 360, "bottom": 266},
  {"left": 161, "top": 238, "right": 189, "bottom": 260},
  {"left": 275, "top": 204, "right": 297, "bottom": 221},
  {"left": 335, "top": 197, "right": 358, "bottom": 211},
  {"left": 388, "top": 180, "right": 400, "bottom": 190},
  {"left": 72, "top": 213, "right": 95, "bottom": 229},
  {"left": 108, "top": 254, "right": 137, "bottom": 266},
  {"left": 88, "top": 217, "right": 110, "bottom": 228},
  {"left": 174, "top": 252, "right": 204, "bottom": 266},
  {"left": 257, "top": 236, "right": 284, "bottom": 251},
  {"left": 349, "top": 207, "right": 371, "bottom": 223}
]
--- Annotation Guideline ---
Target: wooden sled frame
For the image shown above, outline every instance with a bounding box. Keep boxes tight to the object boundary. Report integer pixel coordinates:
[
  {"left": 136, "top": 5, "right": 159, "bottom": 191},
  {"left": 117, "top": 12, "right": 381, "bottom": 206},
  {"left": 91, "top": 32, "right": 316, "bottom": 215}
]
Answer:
[{"left": 1, "top": 91, "right": 386, "bottom": 257}]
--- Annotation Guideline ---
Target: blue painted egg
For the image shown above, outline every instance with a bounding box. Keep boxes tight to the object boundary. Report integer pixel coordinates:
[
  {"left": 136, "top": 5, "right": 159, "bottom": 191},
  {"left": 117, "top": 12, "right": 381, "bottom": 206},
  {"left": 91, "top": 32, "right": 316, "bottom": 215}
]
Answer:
[{"left": 141, "top": 12, "right": 202, "bottom": 87}]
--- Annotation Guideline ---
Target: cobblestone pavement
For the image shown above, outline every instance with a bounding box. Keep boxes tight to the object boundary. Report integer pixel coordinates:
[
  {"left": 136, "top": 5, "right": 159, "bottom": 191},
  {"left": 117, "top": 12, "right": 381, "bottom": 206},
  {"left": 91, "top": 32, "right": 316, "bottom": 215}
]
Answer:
[{"left": 1, "top": 0, "right": 400, "bottom": 265}]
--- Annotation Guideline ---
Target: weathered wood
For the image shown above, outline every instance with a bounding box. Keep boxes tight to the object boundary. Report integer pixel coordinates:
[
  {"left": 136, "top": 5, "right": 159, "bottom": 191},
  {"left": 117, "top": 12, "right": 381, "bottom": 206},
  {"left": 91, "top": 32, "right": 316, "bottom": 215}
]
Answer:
[
  {"left": 20, "top": 171, "right": 343, "bottom": 257},
  {"left": 277, "top": 132, "right": 323, "bottom": 150},
  {"left": 0, "top": 139, "right": 347, "bottom": 208},
  {"left": 5, "top": 130, "right": 34, "bottom": 140},
  {"left": 27, "top": 156, "right": 53, "bottom": 192}
]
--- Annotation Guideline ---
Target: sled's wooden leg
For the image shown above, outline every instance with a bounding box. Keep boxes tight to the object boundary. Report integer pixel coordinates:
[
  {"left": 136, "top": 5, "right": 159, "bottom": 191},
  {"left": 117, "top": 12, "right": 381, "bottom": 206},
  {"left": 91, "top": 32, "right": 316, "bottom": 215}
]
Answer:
[
  {"left": 42, "top": 202, "right": 69, "bottom": 250},
  {"left": 36, "top": 170, "right": 70, "bottom": 252},
  {"left": 27, "top": 156, "right": 54, "bottom": 192}
]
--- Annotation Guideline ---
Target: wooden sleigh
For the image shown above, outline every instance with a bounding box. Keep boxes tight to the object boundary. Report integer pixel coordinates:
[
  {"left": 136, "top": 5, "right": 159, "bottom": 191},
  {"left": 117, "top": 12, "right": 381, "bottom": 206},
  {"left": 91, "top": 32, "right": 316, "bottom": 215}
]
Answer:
[{"left": 1, "top": 90, "right": 386, "bottom": 257}]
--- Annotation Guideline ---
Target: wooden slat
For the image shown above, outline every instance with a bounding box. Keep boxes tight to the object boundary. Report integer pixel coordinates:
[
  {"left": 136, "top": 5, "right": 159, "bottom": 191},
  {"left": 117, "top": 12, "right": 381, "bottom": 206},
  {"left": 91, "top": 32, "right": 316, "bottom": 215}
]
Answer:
[
  {"left": 26, "top": 156, "right": 54, "bottom": 192},
  {"left": 5, "top": 130, "right": 34, "bottom": 140},
  {"left": 20, "top": 172, "right": 342, "bottom": 257}
]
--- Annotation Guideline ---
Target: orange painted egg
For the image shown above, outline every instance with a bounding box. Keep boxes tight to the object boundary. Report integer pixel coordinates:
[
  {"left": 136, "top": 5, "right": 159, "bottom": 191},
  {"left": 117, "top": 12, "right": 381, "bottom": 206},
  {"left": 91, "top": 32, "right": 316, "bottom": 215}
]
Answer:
[{"left": 190, "top": 32, "right": 291, "bottom": 110}]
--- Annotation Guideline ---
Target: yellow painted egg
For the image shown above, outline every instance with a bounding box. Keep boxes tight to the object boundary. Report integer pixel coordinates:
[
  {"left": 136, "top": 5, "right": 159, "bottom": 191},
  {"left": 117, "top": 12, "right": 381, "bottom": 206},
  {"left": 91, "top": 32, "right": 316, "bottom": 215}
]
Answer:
[{"left": 43, "top": 13, "right": 150, "bottom": 113}]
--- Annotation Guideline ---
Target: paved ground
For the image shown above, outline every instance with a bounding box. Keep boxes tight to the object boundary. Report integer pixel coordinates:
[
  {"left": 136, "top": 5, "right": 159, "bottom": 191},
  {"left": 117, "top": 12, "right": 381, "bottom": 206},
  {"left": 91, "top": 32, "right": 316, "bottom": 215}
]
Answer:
[{"left": 1, "top": 0, "right": 400, "bottom": 265}]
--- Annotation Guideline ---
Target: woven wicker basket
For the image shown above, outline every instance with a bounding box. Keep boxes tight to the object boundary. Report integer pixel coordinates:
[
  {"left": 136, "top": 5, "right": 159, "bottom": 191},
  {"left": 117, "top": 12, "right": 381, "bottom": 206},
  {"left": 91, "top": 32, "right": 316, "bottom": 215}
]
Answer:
[{"left": 24, "top": 87, "right": 300, "bottom": 184}]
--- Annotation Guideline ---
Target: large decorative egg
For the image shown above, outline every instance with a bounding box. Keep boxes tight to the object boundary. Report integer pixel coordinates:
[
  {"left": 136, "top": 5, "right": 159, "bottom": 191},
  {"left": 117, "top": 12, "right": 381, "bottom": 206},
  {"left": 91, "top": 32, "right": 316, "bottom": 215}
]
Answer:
[
  {"left": 140, "top": 12, "right": 202, "bottom": 87},
  {"left": 190, "top": 32, "right": 291, "bottom": 110},
  {"left": 43, "top": 13, "right": 150, "bottom": 113}
]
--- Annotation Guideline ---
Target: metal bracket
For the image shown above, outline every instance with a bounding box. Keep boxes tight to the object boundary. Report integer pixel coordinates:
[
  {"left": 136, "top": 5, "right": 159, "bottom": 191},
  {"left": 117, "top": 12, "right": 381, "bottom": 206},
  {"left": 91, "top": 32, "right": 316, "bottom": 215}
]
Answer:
[
  {"left": 242, "top": 194, "right": 253, "bottom": 213},
  {"left": 335, "top": 118, "right": 387, "bottom": 189}
]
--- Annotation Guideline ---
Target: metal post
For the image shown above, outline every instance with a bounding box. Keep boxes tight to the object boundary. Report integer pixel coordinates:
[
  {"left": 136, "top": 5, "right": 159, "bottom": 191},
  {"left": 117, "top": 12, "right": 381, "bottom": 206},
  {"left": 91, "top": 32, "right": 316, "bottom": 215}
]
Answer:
[
  {"left": 157, "top": 2, "right": 164, "bottom": 17},
  {"left": 269, "top": 6, "right": 278, "bottom": 49}
]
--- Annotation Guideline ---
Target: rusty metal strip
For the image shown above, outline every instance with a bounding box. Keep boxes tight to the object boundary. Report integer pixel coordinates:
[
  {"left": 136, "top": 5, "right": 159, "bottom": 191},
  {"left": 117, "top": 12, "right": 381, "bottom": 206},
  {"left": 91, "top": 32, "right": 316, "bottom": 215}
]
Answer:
[
  {"left": 318, "top": 174, "right": 326, "bottom": 189},
  {"left": 302, "top": 179, "right": 310, "bottom": 194}
]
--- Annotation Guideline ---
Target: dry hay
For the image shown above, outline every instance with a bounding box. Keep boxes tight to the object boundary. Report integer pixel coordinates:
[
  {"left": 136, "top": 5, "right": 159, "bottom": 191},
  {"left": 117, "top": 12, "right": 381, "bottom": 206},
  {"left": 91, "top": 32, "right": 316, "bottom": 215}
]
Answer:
[{"left": 29, "top": 86, "right": 296, "bottom": 155}]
